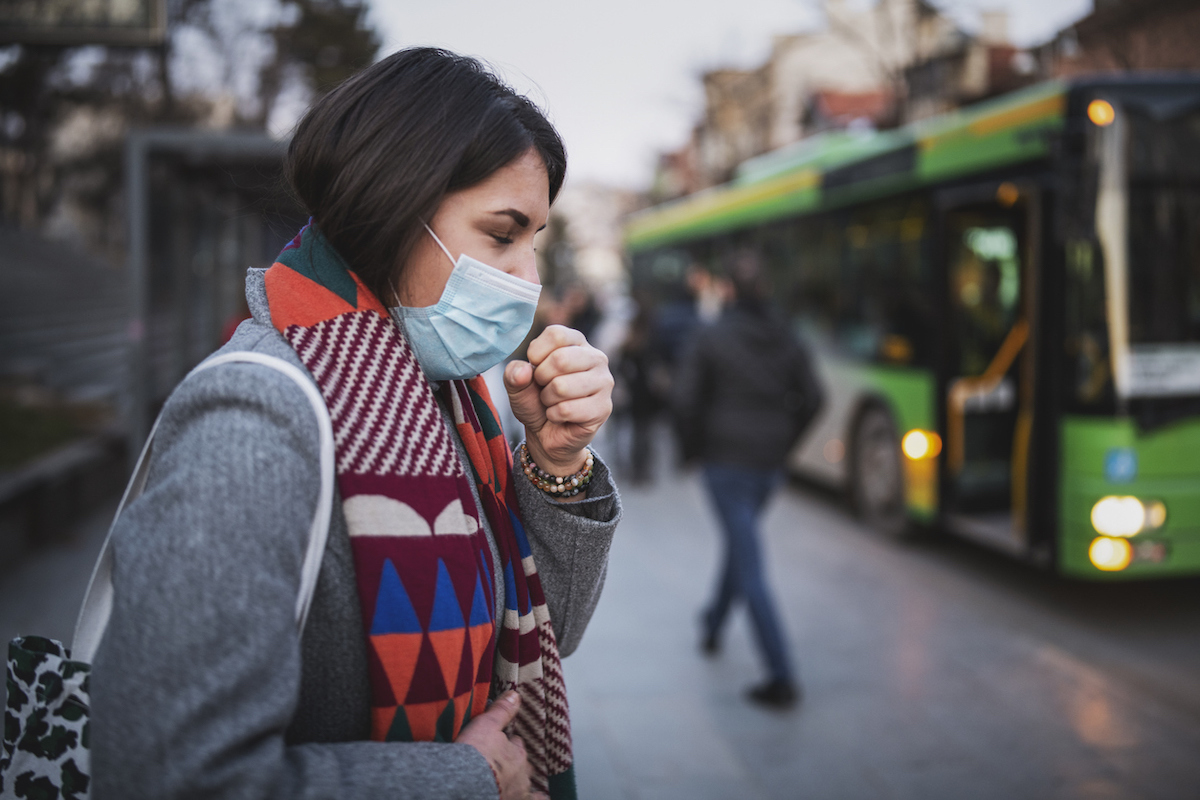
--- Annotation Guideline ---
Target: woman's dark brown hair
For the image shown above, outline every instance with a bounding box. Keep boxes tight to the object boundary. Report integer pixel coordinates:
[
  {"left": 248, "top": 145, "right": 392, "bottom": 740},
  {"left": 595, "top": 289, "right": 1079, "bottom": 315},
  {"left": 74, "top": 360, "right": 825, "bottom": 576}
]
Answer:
[{"left": 286, "top": 47, "right": 567, "bottom": 303}]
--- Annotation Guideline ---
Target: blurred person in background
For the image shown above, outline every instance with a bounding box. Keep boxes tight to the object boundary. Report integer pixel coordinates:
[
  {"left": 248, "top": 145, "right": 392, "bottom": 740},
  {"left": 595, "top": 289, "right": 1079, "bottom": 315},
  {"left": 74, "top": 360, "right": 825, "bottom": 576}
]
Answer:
[
  {"left": 650, "top": 264, "right": 705, "bottom": 372},
  {"left": 559, "top": 284, "right": 601, "bottom": 343},
  {"left": 615, "top": 296, "right": 665, "bottom": 485},
  {"left": 672, "top": 252, "right": 822, "bottom": 709},
  {"left": 652, "top": 265, "right": 720, "bottom": 466},
  {"left": 90, "top": 47, "right": 620, "bottom": 800}
]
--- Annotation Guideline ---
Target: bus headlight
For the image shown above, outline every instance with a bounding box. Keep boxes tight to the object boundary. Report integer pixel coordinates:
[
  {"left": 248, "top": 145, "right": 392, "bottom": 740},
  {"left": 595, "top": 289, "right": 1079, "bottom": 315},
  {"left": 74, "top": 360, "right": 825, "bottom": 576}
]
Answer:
[
  {"left": 1089, "top": 496, "right": 1168, "bottom": 537},
  {"left": 902, "top": 430, "right": 942, "bottom": 460},
  {"left": 1090, "top": 496, "right": 1145, "bottom": 536},
  {"left": 1089, "top": 536, "right": 1132, "bottom": 571}
]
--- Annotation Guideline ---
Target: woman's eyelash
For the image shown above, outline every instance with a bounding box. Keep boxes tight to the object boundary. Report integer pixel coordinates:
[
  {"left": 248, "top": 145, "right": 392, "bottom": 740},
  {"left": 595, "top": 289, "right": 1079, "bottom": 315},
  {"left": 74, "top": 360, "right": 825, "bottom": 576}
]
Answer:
[{"left": 491, "top": 234, "right": 514, "bottom": 245}]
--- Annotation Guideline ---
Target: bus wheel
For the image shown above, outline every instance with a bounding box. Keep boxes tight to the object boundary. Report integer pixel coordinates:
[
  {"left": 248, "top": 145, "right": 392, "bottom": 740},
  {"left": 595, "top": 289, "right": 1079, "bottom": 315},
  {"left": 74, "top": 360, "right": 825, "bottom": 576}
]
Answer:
[{"left": 851, "top": 406, "right": 910, "bottom": 539}]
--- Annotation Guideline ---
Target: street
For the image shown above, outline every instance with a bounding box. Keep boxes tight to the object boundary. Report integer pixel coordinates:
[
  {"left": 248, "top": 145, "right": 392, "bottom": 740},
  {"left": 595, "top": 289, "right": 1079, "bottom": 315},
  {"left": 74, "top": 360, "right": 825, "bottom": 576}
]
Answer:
[
  {"left": 568, "top": 438, "right": 1200, "bottom": 800},
  {"left": 3, "top": 445, "right": 1200, "bottom": 799}
]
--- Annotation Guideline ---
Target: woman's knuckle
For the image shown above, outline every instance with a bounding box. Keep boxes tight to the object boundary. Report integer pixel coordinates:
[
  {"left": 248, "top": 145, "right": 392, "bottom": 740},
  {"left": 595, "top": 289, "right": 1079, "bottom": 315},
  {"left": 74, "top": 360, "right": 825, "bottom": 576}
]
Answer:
[{"left": 550, "top": 350, "right": 572, "bottom": 372}]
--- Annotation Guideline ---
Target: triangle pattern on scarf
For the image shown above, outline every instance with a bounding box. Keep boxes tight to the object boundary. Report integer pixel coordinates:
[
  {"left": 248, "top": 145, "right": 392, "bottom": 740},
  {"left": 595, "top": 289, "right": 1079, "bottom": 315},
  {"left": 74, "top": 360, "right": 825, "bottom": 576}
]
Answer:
[
  {"left": 454, "top": 629, "right": 476, "bottom": 697},
  {"left": 428, "top": 629, "right": 464, "bottom": 704},
  {"left": 502, "top": 560, "right": 530, "bottom": 615},
  {"left": 405, "top": 700, "right": 446, "bottom": 743},
  {"left": 387, "top": 705, "right": 414, "bottom": 742},
  {"left": 429, "top": 559, "right": 466, "bottom": 632},
  {"left": 371, "top": 705, "right": 398, "bottom": 741},
  {"left": 471, "top": 681, "right": 489, "bottom": 718},
  {"left": 405, "top": 635, "right": 450, "bottom": 704},
  {"left": 372, "top": 632, "right": 422, "bottom": 703},
  {"left": 365, "top": 637, "right": 397, "bottom": 707},
  {"left": 468, "top": 572, "right": 491, "bottom": 626},
  {"left": 452, "top": 692, "right": 472, "bottom": 740},
  {"left": 435, "top": 699, "right": 457, "bottom": 742},
  {"left": 471, "top": 624, "right": 493, "bottom": 684},
  {"left": 371, "top": 559, "right": 422, "bottom": 635}
]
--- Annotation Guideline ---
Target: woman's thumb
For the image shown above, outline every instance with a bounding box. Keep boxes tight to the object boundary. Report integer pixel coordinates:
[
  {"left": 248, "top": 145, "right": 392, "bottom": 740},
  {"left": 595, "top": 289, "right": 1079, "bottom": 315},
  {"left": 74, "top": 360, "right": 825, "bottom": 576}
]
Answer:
[
  {"left": 504, "top": 360, "right": 532, "bottom": 392},
  {"left": 484, "top": 690, "right": 522, "bottom": 729},
  {"left": 504, "top": 361, "right": 542, "bottom": 424}
]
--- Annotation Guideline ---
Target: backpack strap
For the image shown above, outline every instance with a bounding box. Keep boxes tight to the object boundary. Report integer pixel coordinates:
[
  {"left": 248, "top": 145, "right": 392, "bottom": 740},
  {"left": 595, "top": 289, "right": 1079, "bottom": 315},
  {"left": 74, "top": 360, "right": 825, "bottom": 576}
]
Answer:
[{"left": 72, "top": 352, "right": 335, "bottom": 663}]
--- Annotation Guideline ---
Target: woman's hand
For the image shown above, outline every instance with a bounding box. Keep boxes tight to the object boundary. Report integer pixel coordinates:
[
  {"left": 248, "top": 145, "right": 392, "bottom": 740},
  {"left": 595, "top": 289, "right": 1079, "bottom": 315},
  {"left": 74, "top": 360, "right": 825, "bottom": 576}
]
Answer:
[
  {"left": 504, "top": 325, "right": 613, "bottom": 477},
  {"left": 458, "top": 691, "right": 548, "bottom": 800}
]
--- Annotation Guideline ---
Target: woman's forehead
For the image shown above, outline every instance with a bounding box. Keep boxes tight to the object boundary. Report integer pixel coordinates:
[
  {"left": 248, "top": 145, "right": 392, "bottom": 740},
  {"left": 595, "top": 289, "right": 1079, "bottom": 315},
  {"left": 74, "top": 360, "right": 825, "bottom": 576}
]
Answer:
[{"left": 441, "top": 150, "right": 550, "bottom": 221}]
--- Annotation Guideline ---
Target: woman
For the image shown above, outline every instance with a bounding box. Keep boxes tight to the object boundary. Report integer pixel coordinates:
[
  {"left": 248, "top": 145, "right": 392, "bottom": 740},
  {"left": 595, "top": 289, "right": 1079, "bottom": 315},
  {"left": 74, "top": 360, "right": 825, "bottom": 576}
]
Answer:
[{"left": 91, "top": 48, "right": 620, "bottom": 800}]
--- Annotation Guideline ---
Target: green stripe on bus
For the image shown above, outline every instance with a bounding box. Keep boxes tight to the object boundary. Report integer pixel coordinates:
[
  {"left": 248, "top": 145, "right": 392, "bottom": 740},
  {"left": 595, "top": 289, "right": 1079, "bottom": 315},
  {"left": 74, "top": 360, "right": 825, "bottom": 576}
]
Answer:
[{"left": 627, "top": 81, "right": 1069, "bottom": 253}]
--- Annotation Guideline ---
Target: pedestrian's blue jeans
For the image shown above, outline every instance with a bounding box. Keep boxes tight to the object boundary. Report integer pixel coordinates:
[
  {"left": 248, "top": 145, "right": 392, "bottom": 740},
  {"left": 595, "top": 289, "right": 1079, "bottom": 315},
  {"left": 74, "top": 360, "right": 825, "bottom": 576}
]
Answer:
[{"left": 702, "top": 463, "right": 794, "bottom": 684}]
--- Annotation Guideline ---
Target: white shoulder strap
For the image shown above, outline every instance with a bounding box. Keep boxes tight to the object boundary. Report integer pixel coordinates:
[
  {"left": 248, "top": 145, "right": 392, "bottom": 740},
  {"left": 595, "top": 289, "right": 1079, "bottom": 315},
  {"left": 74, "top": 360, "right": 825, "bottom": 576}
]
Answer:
[{"left": 72, "top": 352, "right": 335, "bottom": 663}]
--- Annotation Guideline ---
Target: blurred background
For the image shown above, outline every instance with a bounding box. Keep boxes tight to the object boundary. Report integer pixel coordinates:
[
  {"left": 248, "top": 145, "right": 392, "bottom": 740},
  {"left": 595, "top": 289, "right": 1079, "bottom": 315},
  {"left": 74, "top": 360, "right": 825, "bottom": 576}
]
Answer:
[{"left": 2, "top": 1, "right": 1200, "bottom": 798}]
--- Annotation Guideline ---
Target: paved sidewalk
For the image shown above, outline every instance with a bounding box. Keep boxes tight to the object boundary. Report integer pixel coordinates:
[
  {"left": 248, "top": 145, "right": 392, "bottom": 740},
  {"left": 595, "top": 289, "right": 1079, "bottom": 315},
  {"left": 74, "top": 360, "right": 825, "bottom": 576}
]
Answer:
[
  {"left": 567, "top": 449, "right": 1200, "bottom": 800},
  {"left": 566, "top": 466, "right": 844, "bottom": 800},
  {"left": 0, "top": 497, "right": 114, "bottom": 661}
]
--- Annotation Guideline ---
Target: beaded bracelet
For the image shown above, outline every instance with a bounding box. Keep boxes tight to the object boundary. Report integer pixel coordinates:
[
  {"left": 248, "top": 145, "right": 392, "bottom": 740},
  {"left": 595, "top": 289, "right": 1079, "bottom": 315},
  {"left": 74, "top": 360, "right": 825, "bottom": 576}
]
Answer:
[{"left": 519, "top": 443, "right": 594, "bottom": 498}]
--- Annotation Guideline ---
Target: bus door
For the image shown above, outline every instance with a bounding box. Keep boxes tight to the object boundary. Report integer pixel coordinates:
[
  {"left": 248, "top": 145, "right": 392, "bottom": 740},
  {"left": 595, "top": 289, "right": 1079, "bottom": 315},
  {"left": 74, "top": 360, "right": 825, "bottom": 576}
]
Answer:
[{"left": 939, "top": 188, "right": 1037, "bottom": 554}]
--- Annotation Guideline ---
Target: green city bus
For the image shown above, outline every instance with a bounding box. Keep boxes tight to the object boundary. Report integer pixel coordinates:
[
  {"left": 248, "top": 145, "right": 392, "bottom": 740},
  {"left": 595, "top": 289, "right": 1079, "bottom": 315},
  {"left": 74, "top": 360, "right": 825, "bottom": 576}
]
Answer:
[{"left": 626, "top": 76, "right": 1200, "bottom": 579}]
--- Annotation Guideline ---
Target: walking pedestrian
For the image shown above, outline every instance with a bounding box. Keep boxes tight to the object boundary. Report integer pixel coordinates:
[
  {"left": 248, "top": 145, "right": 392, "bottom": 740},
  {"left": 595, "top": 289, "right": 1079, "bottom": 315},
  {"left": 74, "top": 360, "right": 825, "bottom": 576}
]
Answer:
[
  {"left": 615, "top": 298, "right": 664, "bottom": 485},
  {"left": 672, "top": 252, "right": 822, "bottom": 709},
  {"left": 90, "top": 48, "right": 620, "bottom": 800}
]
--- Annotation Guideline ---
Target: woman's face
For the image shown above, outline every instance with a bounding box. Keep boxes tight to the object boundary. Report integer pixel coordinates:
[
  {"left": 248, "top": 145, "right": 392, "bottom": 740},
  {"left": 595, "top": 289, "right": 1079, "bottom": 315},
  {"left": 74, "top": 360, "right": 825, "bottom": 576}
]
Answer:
[{"left": 396, "top": 147, "right": 550, "bottom": 307}]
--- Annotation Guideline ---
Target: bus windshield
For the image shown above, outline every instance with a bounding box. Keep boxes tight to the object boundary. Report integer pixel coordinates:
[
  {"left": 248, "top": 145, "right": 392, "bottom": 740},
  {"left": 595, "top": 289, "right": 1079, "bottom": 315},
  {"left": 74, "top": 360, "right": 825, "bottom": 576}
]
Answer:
[
  {"left": 1128, "top": 106, "right": 1200, "bottom": 346},
  {"left": 1096, "top": 95, "right": 1200, "bottom": 399}
]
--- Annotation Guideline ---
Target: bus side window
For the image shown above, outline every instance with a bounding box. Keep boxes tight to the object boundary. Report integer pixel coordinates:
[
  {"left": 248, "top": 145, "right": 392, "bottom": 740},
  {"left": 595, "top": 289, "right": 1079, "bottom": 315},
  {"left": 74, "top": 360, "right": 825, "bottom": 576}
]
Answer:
[
  {"left": 776, "top": 198, "right": 933, "bottom": 367},
  {"left": 840, "top": 198, "right": 935, "bottom": 367},
  {"left": 788, "top": 215, "right": 841, "bottom": 349},
  {"left": 1064, "top": 239, "right": 1114, "bottom": 411}
]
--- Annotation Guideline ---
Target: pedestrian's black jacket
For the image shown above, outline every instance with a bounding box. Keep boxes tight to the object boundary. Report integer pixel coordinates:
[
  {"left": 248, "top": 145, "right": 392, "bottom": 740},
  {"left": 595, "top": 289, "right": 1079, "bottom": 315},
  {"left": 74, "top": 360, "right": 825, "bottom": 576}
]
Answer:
[{"left": 671, "top": 304, "right": 823, "bottom": 469}]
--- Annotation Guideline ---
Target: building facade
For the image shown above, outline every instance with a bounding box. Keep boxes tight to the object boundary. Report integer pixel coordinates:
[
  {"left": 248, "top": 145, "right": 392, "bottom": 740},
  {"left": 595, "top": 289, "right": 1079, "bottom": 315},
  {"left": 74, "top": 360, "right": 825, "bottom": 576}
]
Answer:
[{"left": 654, "top": 0, "right": 967, "bottom": 199}]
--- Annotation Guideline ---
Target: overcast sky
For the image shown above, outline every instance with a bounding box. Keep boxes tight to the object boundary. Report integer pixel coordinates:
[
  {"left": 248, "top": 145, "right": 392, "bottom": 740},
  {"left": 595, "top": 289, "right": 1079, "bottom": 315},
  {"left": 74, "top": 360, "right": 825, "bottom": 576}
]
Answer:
[{"left": 367, "top": 0, "right": 1093, "bottom": 190}]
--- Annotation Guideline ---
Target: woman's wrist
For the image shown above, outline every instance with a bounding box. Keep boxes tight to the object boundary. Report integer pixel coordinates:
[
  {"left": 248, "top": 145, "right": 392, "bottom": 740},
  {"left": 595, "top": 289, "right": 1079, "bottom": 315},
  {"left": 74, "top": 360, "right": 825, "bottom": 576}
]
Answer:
[
  {"left": 519, "top": 442, "right": 593, "bottom": 503},
  {"left": 522, "top": 439, "right": 588, "bottom": 477}
]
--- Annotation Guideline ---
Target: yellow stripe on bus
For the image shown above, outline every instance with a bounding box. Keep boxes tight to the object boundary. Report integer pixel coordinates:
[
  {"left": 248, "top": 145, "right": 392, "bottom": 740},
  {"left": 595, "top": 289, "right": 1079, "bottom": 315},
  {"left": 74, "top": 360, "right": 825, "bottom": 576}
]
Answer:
[
  {"left": 626, "top": 168, "right": 820, "bottom": 243},
  {"left": 920, "top": 93, "right": 1066, "bottom": 153}
]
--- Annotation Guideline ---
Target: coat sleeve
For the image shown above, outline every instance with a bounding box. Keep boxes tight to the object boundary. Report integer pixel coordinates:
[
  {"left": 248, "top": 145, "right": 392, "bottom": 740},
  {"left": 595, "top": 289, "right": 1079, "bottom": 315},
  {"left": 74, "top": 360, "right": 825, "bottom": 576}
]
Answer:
[
  {"left": 91, "top": 361, "right": 497, "bottom": 800},
  {"left": 669, "top": 331, "right": 712, "bottom": 463},
  {"left": 510, "top": 448, "right": 621, "bottom": 657}
]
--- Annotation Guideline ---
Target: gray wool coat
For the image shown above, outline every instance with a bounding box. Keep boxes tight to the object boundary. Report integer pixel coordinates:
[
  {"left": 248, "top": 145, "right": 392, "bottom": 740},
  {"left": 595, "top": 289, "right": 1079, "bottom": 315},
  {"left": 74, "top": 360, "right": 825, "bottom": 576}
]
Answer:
[{"left": 90, "top": 269, "right": 621, "bottom": 799}]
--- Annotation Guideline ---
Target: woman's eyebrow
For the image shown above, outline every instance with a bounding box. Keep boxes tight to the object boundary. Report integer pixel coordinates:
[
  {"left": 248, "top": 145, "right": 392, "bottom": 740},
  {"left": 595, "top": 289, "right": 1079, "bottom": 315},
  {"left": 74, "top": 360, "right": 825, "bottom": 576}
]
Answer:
[{"left": 492, "top": 209, "right": 530, "bottom": 227}]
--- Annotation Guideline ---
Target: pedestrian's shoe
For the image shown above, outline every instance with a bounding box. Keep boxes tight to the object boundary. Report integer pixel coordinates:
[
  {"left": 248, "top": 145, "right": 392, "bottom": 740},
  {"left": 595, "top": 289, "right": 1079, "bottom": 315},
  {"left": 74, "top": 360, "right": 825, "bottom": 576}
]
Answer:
[{"left": 746, "top": 679, "right": 800, "bottom": 710}]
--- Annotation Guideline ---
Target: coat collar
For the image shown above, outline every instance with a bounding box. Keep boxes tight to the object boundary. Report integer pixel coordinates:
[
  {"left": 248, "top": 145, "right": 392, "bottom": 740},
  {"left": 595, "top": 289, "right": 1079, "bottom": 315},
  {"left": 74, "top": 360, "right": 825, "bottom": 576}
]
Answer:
[{"left": 245, "top": 267, "right": 272, "bottom": 327}]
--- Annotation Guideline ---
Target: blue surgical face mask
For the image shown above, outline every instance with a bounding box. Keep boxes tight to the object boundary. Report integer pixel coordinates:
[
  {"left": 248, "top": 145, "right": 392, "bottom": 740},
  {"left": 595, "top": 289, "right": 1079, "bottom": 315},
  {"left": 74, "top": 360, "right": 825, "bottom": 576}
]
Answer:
[{"left": 389, "top": 224, "right": 541, "bottom": 382}]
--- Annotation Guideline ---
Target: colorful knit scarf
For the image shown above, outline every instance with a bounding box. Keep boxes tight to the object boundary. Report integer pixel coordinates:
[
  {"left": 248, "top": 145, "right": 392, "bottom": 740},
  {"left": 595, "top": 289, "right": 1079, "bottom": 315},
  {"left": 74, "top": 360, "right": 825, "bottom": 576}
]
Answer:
[{"left": 264, "top": 223, "right": 574, "bottom": 798}]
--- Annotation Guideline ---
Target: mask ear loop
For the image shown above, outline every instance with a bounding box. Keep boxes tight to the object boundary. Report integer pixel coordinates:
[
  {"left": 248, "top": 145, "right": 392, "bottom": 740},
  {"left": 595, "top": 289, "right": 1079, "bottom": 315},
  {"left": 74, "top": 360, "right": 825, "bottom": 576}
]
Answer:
[{"left": 423, "top": 223, "right": 458, "bottom": 267}]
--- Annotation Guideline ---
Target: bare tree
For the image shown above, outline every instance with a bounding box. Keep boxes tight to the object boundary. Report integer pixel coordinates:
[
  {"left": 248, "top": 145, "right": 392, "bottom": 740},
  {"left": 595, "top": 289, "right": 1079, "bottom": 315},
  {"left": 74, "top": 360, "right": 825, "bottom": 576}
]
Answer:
[{"left": 0, "top": 0, "right": 377, "bottom": 248}]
